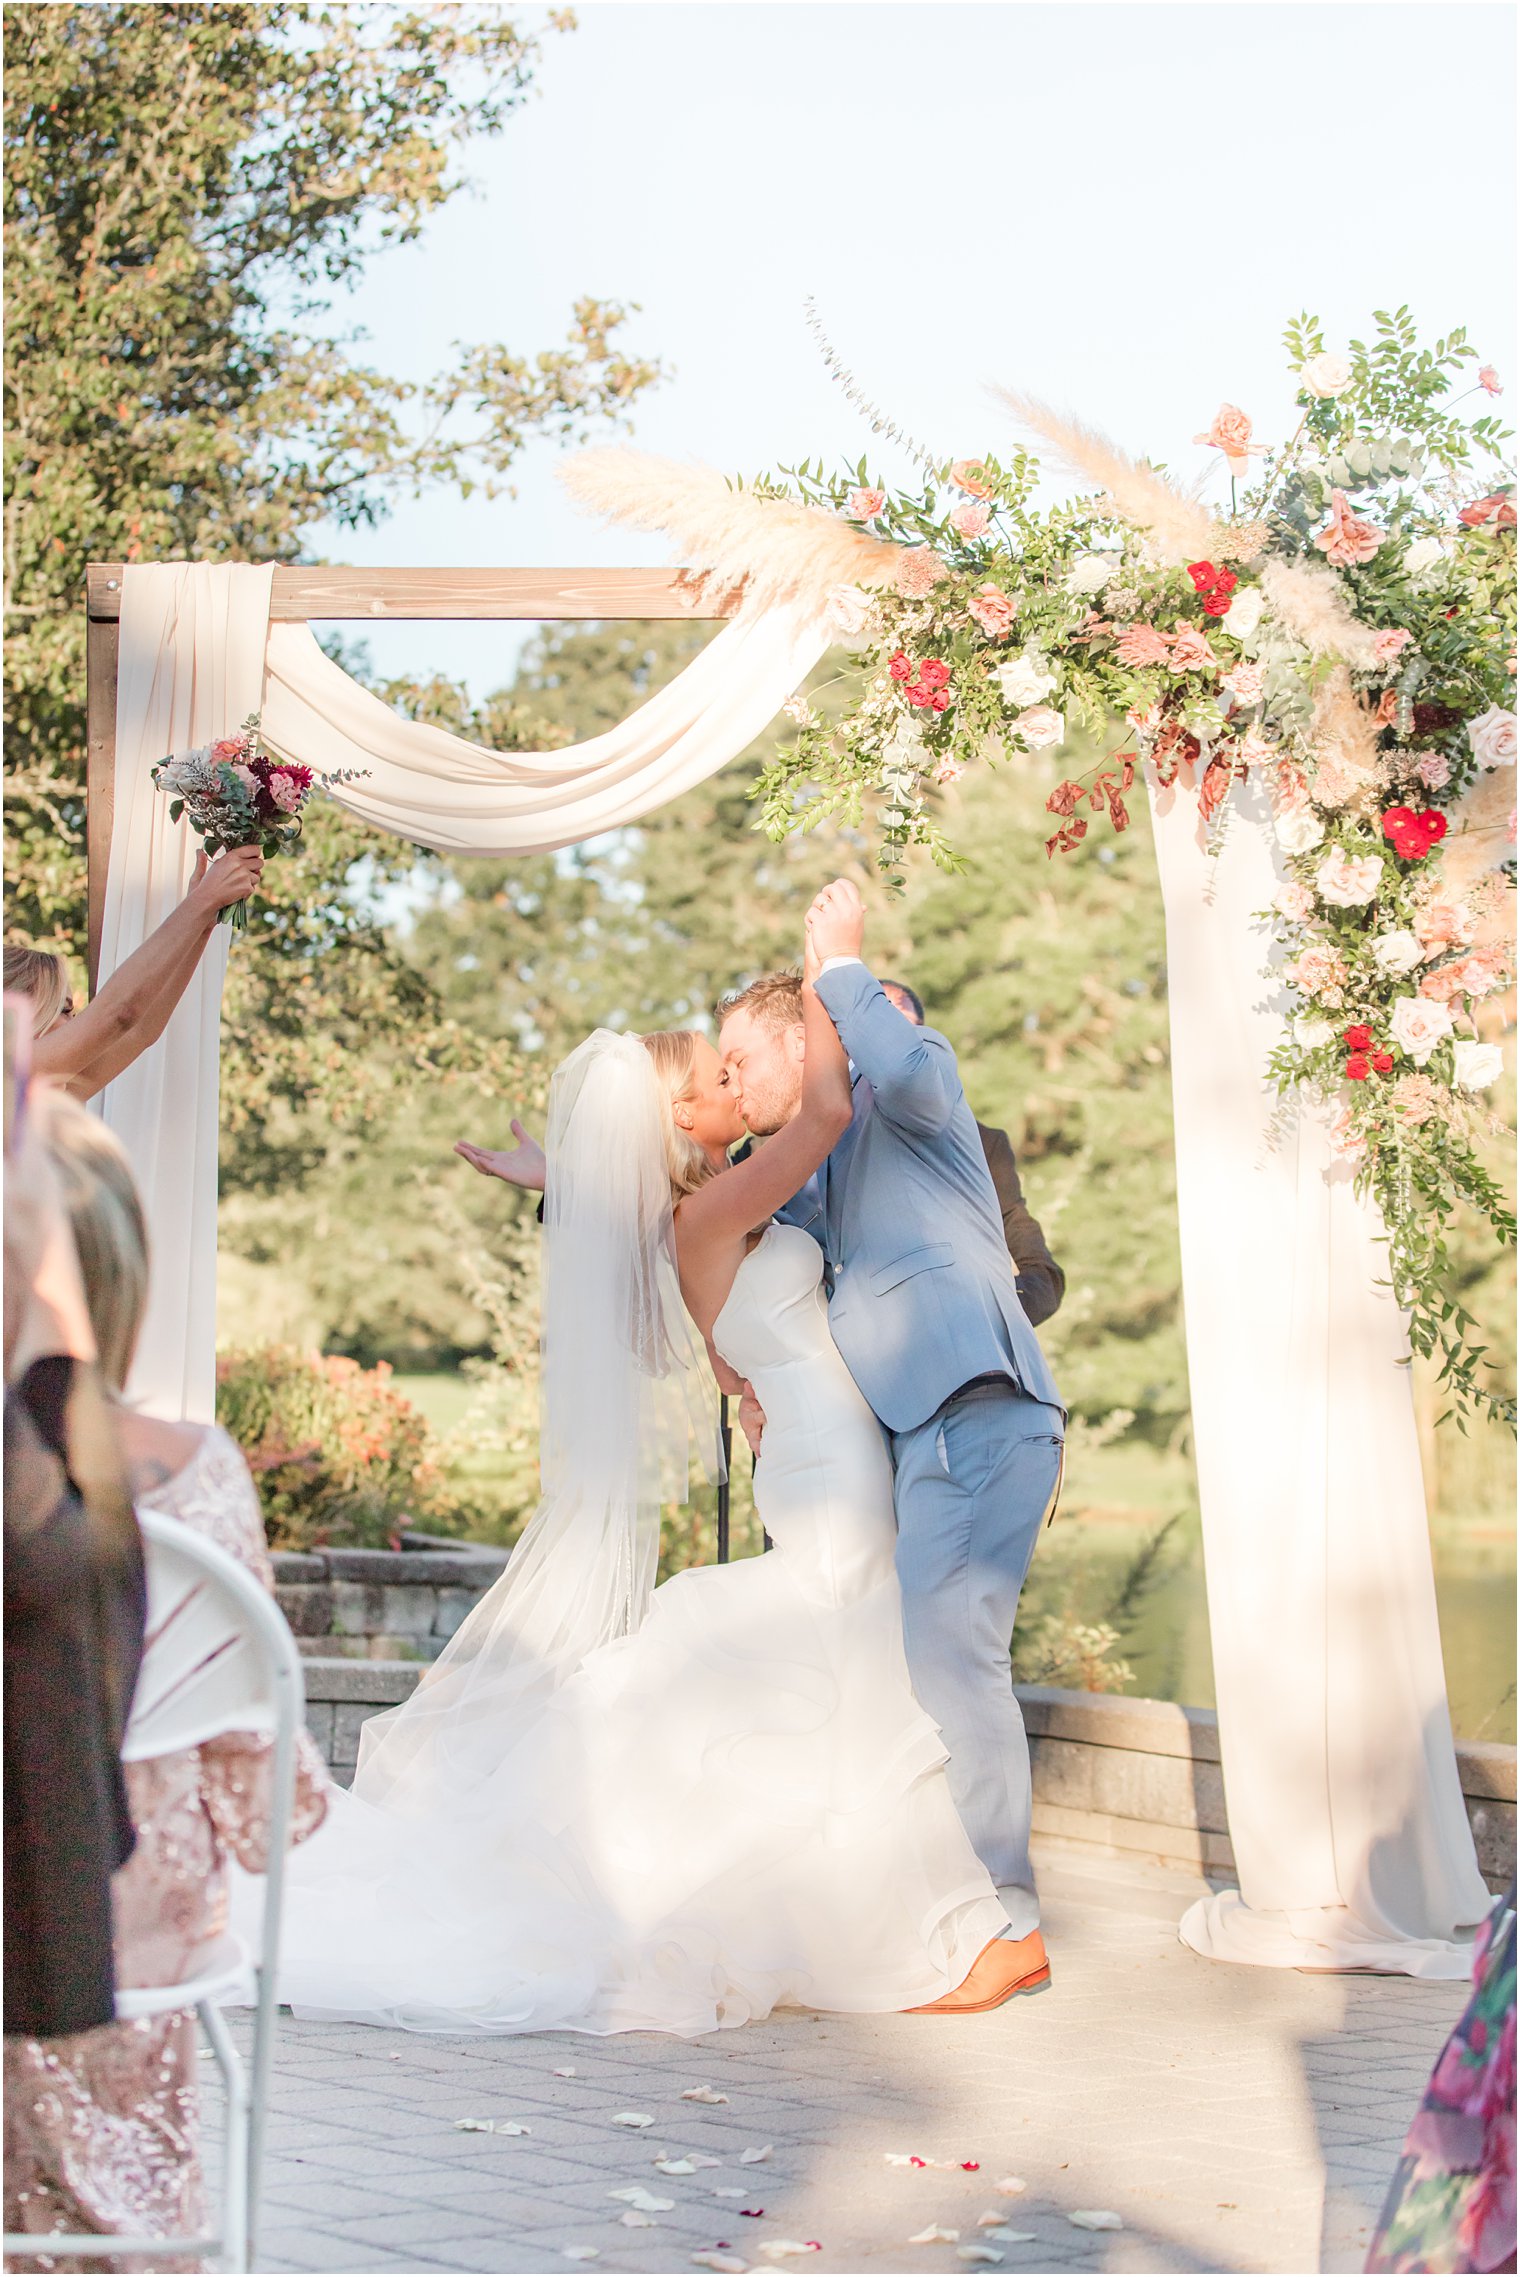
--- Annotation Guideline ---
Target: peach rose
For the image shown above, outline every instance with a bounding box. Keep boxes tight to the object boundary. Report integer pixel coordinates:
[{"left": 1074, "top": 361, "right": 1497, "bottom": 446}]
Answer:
[
  {"left": 1479, "top": 366, "right": 1503, "bottom": 396},
  {"left": 966, "top": 584, "right": 1016, "bottom": 639},
  {"left": 1168, "top": 621, "right": 1219, "bottom": 673},
  {"left": 1314, "top": 490, "right": 1384, "bottom": 569},
  {"left": 949, "top": 501, "right": 991, "bottom": 540},
  {"left": 1413, "top": 900, "right": 1473, "bottom": 959},
  {"left": 1114, "top": 624, "right": 1172, "bottom": 668},
  {"left": 845, "top": 486, "right": 886, "bottom": 521},
  {"left": 950, "top": 459, "right": 996, "bottom": 500},
  {"left": 1193, "top": 404, "right": 1267, "bottom": 476}
]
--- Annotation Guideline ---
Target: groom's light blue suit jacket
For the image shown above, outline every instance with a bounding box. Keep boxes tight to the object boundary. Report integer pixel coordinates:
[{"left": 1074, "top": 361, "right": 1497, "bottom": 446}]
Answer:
[{"left": 778, "top": 961, "right": 1063, "bottom": 1436}]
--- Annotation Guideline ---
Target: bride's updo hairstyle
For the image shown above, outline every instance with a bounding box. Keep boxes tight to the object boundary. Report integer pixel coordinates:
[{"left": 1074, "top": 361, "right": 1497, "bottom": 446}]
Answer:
[{"left": 643, "top": 1030, "right": 720, "bottom": 1203}]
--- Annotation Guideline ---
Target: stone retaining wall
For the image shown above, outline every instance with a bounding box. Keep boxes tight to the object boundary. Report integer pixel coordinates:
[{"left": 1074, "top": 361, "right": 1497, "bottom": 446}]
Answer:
[
  {"left": 272, "top": 1535, "right": 509, "bottom": 1661},
  {"left": 298, "top": 1657, "right": 1516, "bottom": 1890}
]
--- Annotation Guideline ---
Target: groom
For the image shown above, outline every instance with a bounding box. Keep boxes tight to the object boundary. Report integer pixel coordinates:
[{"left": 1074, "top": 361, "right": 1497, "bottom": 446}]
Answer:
[{"left": 718, "top": 879, "right": 1064, "bottom": 2012}]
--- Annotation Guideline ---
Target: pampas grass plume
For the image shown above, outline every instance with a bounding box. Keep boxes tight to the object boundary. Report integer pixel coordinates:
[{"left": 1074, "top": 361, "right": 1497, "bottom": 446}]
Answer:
[
  {"left": 1259, "top": 559, "right": 1381, "bottom": 669},
  {"left": 993, "top": 389, "right": 1220, "bottom": 565},
  {"left": 558, "top": 448, "right": 907, "bottom": 614}
]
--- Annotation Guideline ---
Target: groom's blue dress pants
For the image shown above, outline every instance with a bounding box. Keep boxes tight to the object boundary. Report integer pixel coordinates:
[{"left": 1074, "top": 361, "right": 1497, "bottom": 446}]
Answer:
[{"left": 889, "top": 1379, "right": 1065, "bottom": 1941}]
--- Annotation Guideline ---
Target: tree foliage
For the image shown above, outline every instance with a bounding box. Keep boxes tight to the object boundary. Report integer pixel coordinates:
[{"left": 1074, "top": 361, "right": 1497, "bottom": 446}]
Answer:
[{"left": 3, "top": 0, "right": 665, "bottom": 1148}]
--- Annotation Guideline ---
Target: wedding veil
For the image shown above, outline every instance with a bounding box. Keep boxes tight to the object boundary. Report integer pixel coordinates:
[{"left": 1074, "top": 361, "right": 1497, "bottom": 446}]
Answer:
[{"left": 350, "top": 1029, "right": 719, "bottom": 1814}]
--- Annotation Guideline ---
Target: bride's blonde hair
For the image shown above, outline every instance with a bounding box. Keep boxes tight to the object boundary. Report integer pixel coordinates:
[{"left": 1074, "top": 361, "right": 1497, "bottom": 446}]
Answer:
[{"left": 643, "top": 1030, "right": 720, "bottom": 1203}]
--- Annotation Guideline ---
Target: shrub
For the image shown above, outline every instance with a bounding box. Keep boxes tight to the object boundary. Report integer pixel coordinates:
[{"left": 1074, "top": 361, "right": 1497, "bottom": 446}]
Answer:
[{"left": 216, "top": 1346, "right": 471, "bottom": 1551}]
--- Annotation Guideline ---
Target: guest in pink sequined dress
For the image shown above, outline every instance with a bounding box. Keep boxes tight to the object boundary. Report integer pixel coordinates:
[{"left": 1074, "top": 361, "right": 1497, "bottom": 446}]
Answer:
[{"left": 3, "top": 1106, "right": 329, "bottom": 2274}]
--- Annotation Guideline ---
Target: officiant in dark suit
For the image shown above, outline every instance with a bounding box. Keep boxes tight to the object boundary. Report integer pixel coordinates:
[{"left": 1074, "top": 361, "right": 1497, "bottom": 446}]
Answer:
[{"left": 879, "top": 981, "right": 1065, "bottom": 1331}]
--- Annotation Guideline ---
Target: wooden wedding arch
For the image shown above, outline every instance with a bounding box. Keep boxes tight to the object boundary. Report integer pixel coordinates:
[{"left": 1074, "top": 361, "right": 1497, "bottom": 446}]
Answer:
[{"left": 83, "top": 562, "right": 738, "bottom": 991}]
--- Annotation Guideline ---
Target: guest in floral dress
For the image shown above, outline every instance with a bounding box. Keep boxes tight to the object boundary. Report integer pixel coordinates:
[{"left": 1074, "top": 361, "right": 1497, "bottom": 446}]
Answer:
[
  {"left": 1366, "top": 1883, "right": 1517, "bottom": 2276},
  {"left": 3, "top": 1104, "right": 330, "bottom": 2274}
]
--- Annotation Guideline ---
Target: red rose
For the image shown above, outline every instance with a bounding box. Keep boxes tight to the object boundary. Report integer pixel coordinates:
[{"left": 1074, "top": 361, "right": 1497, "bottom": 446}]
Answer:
[
  {"left": 1382, "top": 806, "right": 1416, "bottom": 841},
  {"left": 1345, "top": 1055, "right": 1371, "bottom": 1081},
  {"left": 1201, "top": 591, "right": 1234, "bottom": 617},
  {"left": 1344, "top": 1024, "right": 1374, "bottom": 1051},
  {"left": 1187, "top": 561, "right": 1220, "bottom": 593},
  {"left": 905, "top": 683, "right": 932, "bottom": 707},
  {"left": 918, "top": 658, "right": 951, "bottom": 690},
  {"left": 889, "top": 652, "right": 912, "bottom": 681},
  {"left": 1371, "top": 1053, "right": 1394, "bottom": 1075},
  {"left": 1419, "top": 810, "right": 1448, "bottom": 846},
  {"left": 930, "top": 689, "right": 950, "bottom": 713}
]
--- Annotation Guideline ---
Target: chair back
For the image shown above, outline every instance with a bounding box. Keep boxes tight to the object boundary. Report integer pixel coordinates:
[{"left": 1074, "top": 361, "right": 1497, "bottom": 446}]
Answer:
[{"left": 123, "top": 1509, "right": 301, "bottom": 1764}]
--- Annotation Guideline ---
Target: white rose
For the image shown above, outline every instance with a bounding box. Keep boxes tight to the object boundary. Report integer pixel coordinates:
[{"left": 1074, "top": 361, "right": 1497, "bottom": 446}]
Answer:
[
  {"left": 822, "top": 583, "right": 875, "bottom": 645},
  {"left": 1403, "top": 536, "right": 1446, "bottom": 579},
  {"left": 1315, "top": 849, "right": 1384, "bottom": 907},
  {"left": 1388, "top": 995, "right": 1455, "bottom": 1067},
  {"left": 1467, "top": 705, "right": 1517, "bottom": 772},
  {"left": 1452, "top": 1040, "right": 1504, "bottom": 1091},
  {"left": 1371, "top": 930, "right": 1424, "bottom": 977},
  {"left": 1015, "top": 705, "right": 1066, "bottom": 750},
  {"left": 996, "top": 654, "right": 1057, "bottom": 707},
  {"left": 1299, "top": 353, "right": 1353, "bottom": 400},
  {"left": 1066, "top": 554, "right": 1111, "bottom": 595},
  {"left": 1293, "top": 1015, "right": 1335, "bottom": 1051},
  {"left": 1275, "top": 808, "right": 1324, "bottom": 854},
  {"left": 1221, "top": 587, "right": 1264, "bottom": 642}
]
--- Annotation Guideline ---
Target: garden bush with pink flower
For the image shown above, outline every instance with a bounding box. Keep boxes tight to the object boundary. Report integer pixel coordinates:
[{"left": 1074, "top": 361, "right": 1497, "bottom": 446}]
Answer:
[
  {"left": 755, "top": 308, "right": 1515, "bottom": 1421},
  {"left": 216, "top": 1344, "right": 475, "bottom": 1550}
]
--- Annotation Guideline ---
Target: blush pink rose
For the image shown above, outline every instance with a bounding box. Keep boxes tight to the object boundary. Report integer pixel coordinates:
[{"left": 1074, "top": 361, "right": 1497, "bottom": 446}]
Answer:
[
  {"left": 949, "top": 501, "right": 991, "bottom": 540},
  {"left": 1415, "top": 752, "right": 1450, "bottom": 791},
  {"left": 846, "top": 487, "right": 886, "bottom": 521},
  {"left": 1222, "top": 661, "right": 1265, "bottom": 702},
  {"left": 267, "top": 768, "right": 304, "bottom": 814},
  {"left": 1389, "top": 994, "right": 1454, "bottom": 1063},
  {"left": 1372, "top": 629, "right": 1412, "bottom": 664},
  {"left": 1413, "top": 900, "right": 1473, "bottom": 958},
  {"left": 1193, "top": 404, "right": 1267, "bottom": 475},
  {"left": 212, "top": 736, "right": 249, "bottom": 764},
  {"left": 1274, "top": 880, "right": 1316, "bottom": 921},
  {"left": 1168, "top": 621, "right": 1219, "bottom": 673},
  {"left": 1115, "top": 624, "right": 1172, "bottom": 668},
  {"left": 1314, "top": 490, "right": 1384, "bottom": 569},
  {"left": 1284, "top": 941, "right": 1349, "bottom": 997},
  {"left": 231, "top": 763, "right": 260, "bottom": 797},
  {"left": 1479, "top": 366, "right": 1503, "bottom": 395},
  {"left": 966, "top": 584, "right": 1016, "bottom": 639}
]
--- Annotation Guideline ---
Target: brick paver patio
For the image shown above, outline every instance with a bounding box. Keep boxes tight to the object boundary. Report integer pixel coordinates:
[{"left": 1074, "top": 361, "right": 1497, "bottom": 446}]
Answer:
[{"left": 222, "top": 1847, "right": 1469, "bottom": 2277}]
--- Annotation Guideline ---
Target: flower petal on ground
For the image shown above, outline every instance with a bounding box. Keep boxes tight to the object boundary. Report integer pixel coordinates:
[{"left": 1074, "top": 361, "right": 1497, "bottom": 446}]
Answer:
[
  {"left": 657, "top": 2159, "right": 699, "bottom": 2175},
  {"left": 715, "top": 2188, "right": 749, "bottom": 2199},
  {"left": 980, "top": 2232, "right": 1036, "bottom": 2248},
  {"left": 611, "top": 2112, "right": 656, "bottom": 2128},
  {"left": 958, "top": 2251, "right": 1004, "bottom": 2266},
  {"left": 683, "top": 2085, "right": 731, "bottom": 2104},
  {"left": 908, "top": 2225, "right": 960, "bottom": 2245},
  {"left": 1069, "top": 2211, "right": 1124, "bottom": 2232},
  {"left": 992, "top": 2179, "right": 1027, "bottom": 2197},
  {"left": 454, "top": 2117, "right": 494, "bottom": 2132},
  {"left": 611, "top": 2189, "right": 675, "bottom": 2212},
  {"left": 692, "top": 2257, "right": 749, "bottom": 2274},
  {"left": 619, "top": 2210, "right": 658, "bottom": 2228},
  {"left": 740, "top": 2146, "right": 773, "bottom": 2164},
  {"left": 498, "top": 2122, "right": 531, "bottom": 2136},
  {"left": 553, "top": 2067, "right": 578, "bottom": 2078},
  {"left": 758, "top": 2244, "right": 819, "bottom": 2262},
  {"left": 561, "top": 2252, "right": 599, "bottom": 2263}
]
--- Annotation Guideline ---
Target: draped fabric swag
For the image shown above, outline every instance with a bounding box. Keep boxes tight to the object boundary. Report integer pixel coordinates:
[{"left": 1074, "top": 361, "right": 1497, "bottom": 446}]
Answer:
[{"left": 94, "top": 562, "right": 1487, "bottom": 1976}]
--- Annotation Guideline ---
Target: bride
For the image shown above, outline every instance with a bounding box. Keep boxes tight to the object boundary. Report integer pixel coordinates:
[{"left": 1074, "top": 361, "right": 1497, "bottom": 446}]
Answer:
[{"left": 264, "top": 945, "right": 1015, "bottom": 2036}]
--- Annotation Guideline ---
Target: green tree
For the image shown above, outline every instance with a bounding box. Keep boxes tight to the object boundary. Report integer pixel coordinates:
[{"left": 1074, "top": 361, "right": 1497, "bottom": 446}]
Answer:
[{"left": 4, "top": 0, "right": 665, "bottom": 1147}]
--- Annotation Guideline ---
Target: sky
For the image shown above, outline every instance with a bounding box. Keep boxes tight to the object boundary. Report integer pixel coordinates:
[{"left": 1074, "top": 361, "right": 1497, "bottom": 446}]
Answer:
[{"left": 311, "top": 0, "right": 1517, "bottom": 700}]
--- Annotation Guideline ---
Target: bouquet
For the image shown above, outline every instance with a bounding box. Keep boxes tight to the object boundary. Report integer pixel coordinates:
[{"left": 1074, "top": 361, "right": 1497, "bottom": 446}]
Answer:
[{"left": 152, "top": 716, "right": 368, "bottom": 930}]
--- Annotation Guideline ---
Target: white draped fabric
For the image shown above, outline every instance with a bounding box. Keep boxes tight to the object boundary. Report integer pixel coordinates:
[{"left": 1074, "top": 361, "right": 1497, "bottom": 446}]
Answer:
[
  {"left": 98, "top": 564, "right": 274, "bottom": 1421},
  {"left": 98, "top": 565, "right": 829, "bottom": 1420},
  {"left": 95, "top": 562, "right": 1487, "bottom": 1978},
  {"left": 1146, "top": 770, "right": 1489, "bottom": 1975}
]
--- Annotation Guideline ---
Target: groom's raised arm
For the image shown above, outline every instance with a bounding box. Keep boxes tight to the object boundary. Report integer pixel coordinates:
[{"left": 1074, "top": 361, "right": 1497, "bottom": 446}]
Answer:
[{"left": 813, "top": 959, "right": 957, "bottom": 1139}]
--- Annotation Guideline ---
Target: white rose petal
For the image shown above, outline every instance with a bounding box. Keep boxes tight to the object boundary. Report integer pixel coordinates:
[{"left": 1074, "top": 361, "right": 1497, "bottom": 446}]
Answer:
[
  {"left": 739, "top": 2146, "right": 773, "bottom": 2165},
  {"left": 611, "top": 2189, "right": 676, "bottom": 2213},
  {"left": 958, "top": 2252, "right": 1003, "bottom": 2266},
  {"left": 620, "top": 2210, "right": 658, "bottom": 2229},
  {"left": 1403, "top": 536, "right": 1446, "bottom": 578},
  {"left": 1014, "top": 704, "right": 1065, "bottom": 751},
  {"left": 1221, "top": 587, "right": 1265, "bottom": 642},
  {"left": 611, "top": 2112, "right": 656, "bottom": 2128},
  {"left": 1275, "top": 808, "right": 1324, "bottom": 855},
  {"left": 1371, "top": 930, "right": 1425, "bottom": 977},
  {"left": 1389, "top": 996, "right": 1455, "bottom": 1067},
  {"left": 995, "top": 655, "right": 1057, "bottom": 706},
  {"left": 1299, "top": 353, "right": 1353, "bottom": 400},
  {"left": 907, "top": 2227, "right": 960, "bottom": 2245},
  {"left": 1068, "top": 2211, "right": 1125, "bottom": 2233},
  {"left": 1066, "top": 553, "right": 1111, "bottom": 595},
  {"left": 692, "top": 2257, "right": 750, "bottom": 2275},
  {"left": 1315, "top": 849, "right": 1384, "bottom": 908},
  {"left": 1293, "top": 1016, "right": 1335, "bottom": 1051},
  {"left": 1453, "top": 1040, "right": 1504, "bottom": 1091},
  {"left": 980, "top": 2234, "right": 1037, "bottom": 2248},
  {"left": 992, "top": 2179, "right": 1027, "bottom": 2198},
  {"left": 1468, "top": 706, "right": 1518, "bottom": 772},
  {"left": 682, "top": 2086, "right": 730, "bottom": 2105}
]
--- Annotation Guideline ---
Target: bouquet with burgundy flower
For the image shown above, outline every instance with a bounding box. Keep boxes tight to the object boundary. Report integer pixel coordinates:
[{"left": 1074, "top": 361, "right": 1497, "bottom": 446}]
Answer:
[{"left": 152, "top": 716, "right": 368, "bottom": 930}]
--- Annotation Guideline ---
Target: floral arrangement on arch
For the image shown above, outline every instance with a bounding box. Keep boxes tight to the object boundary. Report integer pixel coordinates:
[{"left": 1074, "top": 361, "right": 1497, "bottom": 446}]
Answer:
[{"left": 560, "top": 310, "right": 1516, "bottom": 1422}]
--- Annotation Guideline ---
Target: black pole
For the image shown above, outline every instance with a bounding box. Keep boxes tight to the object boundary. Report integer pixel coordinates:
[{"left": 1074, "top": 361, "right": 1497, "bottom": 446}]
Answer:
[{"left": 717, "top": 1394, "right": 732, "bottom": 1563}]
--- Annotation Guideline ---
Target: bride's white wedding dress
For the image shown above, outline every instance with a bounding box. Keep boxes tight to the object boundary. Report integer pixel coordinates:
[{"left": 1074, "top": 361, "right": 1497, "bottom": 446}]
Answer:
[{"left": 267, "top": 1222, "right": 1009, "bottom": 2036}]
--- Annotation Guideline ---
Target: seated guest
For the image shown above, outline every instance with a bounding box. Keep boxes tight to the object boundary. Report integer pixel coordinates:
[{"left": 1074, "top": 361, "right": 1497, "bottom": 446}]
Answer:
[
  {"left": 5, "top": 842, "right": 263, "bottom": 1103},
  {"left": 880, "top": 979, "right": 1065, "bottom": 1327},
  {"left": 3, "top": 1102, "right": 328, "bottom": 2274},
  {"left": 4, "top": 1071, "right": 145, "bottom": 2058}
]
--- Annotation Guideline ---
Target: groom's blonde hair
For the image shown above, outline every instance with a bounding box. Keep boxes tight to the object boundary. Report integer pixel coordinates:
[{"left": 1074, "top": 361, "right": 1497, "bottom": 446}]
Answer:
[{"left": 643, "top": 1030, "right": 720, "bottom": 1203}]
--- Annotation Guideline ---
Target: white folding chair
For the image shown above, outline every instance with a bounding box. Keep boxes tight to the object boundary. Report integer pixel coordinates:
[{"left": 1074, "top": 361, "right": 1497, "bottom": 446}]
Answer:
[{"left": 3, "top": 1510, "right": 306, "bottom": 2275}]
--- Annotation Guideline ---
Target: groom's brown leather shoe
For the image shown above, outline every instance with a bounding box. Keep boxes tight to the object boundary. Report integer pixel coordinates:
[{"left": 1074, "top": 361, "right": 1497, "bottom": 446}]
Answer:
[{"left": 905, "top": 1930, "right": 1050, "bottom": 2015}]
